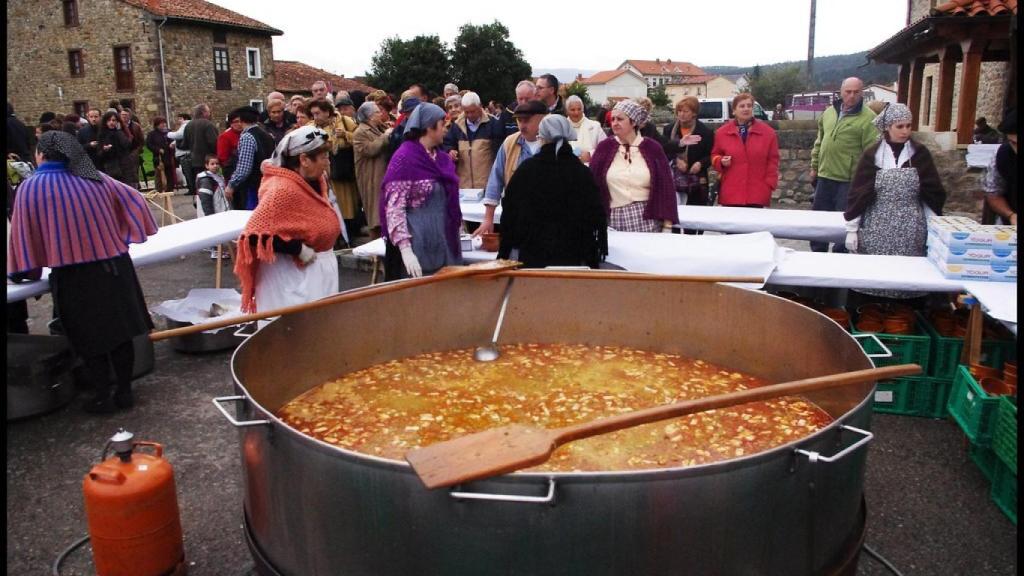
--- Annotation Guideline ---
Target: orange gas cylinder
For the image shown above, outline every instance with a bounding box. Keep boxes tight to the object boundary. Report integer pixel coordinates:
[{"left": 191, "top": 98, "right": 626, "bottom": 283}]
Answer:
[{"left": 82, "top": 430, "right": 187, "bottom": 576}]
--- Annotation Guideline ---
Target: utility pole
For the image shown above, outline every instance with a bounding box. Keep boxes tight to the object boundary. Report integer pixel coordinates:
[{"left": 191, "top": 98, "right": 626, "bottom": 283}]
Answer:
[{"left": 807, "top": 0, "right": 817, "bottom": 87}]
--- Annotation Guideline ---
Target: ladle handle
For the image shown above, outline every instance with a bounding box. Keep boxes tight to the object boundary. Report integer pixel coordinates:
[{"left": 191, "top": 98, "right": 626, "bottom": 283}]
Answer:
[
  {"left": 552, "top": 364, "right": 921, "bottom": 446},
  {"left": 491, "top": 278, "right": 514, "bottom": 344}
]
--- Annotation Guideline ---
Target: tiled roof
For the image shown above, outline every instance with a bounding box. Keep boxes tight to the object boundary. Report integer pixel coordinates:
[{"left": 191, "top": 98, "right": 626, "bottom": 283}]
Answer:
[
  {"left": 622, "top": 59, "right": 706, "bottom": 77},
  {"left": 582, "top": 70, "right": 629, "bottom": 85},
  {"left": 933, "top": 0, "right": 1017, "bottom": 16},
  {"left": 273, "top": 61, "right": 376, "bottom": 95},
  {"left": 122, "top": 0, "right": 283, "bottom": 34},
  {"left": 667, "top": 74, "right": 717, "bottom": 86}
]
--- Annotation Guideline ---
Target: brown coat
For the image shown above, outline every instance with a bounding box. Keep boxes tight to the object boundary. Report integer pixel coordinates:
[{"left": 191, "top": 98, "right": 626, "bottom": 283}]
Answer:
[{"left": 353, "top": 122, "right": 389, "bottom": 229}]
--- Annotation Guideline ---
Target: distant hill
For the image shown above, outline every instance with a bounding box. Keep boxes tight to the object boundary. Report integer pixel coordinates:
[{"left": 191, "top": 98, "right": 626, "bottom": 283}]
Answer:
[
  {"left": 703, "top": 51, "right": 898, "bottom": 90},
  {"left": 533, "top": 68, "right": 599, "bottom": 84}
]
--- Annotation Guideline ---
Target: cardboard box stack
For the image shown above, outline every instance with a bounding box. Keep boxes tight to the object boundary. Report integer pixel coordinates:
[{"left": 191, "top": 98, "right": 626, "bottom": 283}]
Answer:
[{"left": 927, "top": 216, "right": 1017, "bottom": 282}]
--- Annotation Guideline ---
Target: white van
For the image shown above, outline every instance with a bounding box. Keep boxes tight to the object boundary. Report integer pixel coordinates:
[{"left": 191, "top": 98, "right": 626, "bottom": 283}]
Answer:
[{"left": 698, "top": 98, "right": 770, "bottom": 125}]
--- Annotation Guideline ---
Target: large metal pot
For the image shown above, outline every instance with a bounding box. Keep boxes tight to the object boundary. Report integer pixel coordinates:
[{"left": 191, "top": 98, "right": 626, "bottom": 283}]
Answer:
[{"left": 223, "top": 276, "right": 880, "bottom": 576}]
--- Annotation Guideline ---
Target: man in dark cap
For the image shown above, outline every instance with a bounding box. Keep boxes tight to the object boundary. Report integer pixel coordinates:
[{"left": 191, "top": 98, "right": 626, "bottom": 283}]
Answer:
[
  {"left": 224, "top": 106, "right": 276, "bottom": 210},
  {"left": 983, "top": 109, "right": 1017, "bottom": 225},
  {"left": 388, "top": 96, "right": 422, "bottom": 152},
  {"left": 474, "top": 100, "right": 548, "bottom": 237}
]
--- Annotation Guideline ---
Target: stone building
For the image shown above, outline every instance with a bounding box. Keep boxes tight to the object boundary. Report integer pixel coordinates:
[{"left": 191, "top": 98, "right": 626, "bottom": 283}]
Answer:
[
  {"left": 870, "top": 0, "right": 1016, "bottom": 145},
  {"left": 273, "top": 60, "right": 376, "bottom": 101},
  {"left": 6, "top": 0, "right": 282, "bottom": 129}
]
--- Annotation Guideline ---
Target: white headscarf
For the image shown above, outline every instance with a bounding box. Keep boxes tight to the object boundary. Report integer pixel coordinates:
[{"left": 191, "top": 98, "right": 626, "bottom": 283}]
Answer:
[
  {"left": 538, "top": 115, "right": 577, "bottom": 154},
  {"left": 268, "top": 126, "right": 329, "bottom": 167}
]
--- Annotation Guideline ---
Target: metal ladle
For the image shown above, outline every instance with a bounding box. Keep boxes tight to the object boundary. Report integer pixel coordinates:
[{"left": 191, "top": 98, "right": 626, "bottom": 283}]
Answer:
[{"left": 474, "top": 278, "right": 515, "bottom": 362}]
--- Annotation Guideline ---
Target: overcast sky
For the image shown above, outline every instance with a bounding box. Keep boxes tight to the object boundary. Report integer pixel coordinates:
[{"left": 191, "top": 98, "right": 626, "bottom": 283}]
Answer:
[{"left": 213, "top": 0, "right": 908, "bottom": 77}]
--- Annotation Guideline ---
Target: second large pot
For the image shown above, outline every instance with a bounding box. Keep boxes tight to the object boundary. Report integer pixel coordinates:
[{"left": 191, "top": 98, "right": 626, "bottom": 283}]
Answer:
[{"left": 225, "top": 276, "right": 878, "bottom": 576}]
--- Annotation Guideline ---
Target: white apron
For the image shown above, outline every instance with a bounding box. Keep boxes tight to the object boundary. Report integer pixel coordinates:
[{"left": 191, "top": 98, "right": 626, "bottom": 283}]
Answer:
[{"left": 253, "top": 250, "right": 339, "bottom": 321}]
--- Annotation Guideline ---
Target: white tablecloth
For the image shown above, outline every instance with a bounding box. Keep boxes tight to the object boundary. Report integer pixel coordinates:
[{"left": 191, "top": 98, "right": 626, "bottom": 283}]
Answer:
[
  {"left": 768, "top": 249, "right": 1017, "bottom": 326},
  {"left": 459, "top": 200, "right": 846, "bottom": 243},
  {"left": 6, "top": 210, "right": 252, "bottom": 303},
  {"left": 354, "top": 232, "right": 778, "bottom": 289},
  {"left": 675, "top": 205, "right": 846, "bottom": 242}
]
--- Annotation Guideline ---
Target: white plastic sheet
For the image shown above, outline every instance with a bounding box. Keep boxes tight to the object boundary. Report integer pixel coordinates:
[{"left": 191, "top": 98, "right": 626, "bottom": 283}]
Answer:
[
  {"left": 606, "top": 231, "right": 778, "bottom": 289},
  {"left": 150, "top": 288, "right": 245, "bottom": 333}
]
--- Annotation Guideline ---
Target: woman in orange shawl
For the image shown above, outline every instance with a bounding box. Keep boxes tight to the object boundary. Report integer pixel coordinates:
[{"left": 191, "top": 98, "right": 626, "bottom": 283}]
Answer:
[{"left": 233, "top": 126, "right": 342, "bottom": 314}]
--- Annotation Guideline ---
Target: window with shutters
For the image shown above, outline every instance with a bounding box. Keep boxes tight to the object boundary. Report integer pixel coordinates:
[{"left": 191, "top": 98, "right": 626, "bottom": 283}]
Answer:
[
  {"left": 63, "top": 0, "right": 79, "bottom": 26},
  {"left": 68, "top": 50, "right": 84, "bottom": 77},
  {"left": 213, "top": 29, "right": 227, "bottom": 44},
  {"left": 113, "top": 46, "right": 134, "bottom": 91},
  {"left": 214, "top": 47, "right": 231, "bottom": 90},
  {"left": 73, "top": 101, "right": 89, "bottom": 117}
]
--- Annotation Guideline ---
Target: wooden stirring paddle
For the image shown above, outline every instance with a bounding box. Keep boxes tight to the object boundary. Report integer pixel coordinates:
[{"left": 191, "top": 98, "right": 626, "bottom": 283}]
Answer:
[
  {"left": 149, "top": 259, "right": 522, "bottom": 342},
  {"left": 405, "top": 363, "right": 921, "bottom": 489}
]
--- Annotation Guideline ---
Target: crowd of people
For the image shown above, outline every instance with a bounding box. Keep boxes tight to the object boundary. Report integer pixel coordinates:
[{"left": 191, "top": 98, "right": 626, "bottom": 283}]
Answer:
[{"left": 5, "top": 73, "right": 1018, "bottom": 414}]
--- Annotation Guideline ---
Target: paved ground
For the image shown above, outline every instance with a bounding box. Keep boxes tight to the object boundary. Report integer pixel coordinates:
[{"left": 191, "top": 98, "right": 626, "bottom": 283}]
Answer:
[{"left": 7, "top": 195, "right": 1017, "bottom": 575}]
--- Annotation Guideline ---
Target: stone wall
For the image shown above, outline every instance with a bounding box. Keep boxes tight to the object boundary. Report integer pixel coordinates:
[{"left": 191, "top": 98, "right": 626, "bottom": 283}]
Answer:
[
  {"left": 6, "top": 0, "right": 275, "bottom": 130},
  {"left": 160, "top": 25, "right": 275, "bottom": 123},
  {"left": 7, "top": 0, "right": 157, "bottom": 125}
]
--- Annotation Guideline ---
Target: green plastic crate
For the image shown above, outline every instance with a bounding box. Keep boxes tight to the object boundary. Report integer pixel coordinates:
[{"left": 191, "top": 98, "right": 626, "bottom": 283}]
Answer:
[
  {"left": 992, "top": 396, "right": 1017, "bottom": 475},
  {"left": 853, "top": 322, "right": 932, "bottom": 373},
  {"left": 947, "top": 365, "right": 1004, "bottom": 446},
  {"left": 919, "top": 313, "right": 1016, "bottom": 380},
  {"left": 991, "top": 460, "right": 1018, "bottom": 525},
  {"left": 970, "top": 443, "right": 1000, "bottom": 482},
  {"left": 872, "top": 376, "right": 953, "bottom": 418}
]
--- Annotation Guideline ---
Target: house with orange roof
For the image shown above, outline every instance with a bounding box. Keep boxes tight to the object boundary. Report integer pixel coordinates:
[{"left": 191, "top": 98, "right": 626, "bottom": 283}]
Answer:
[
  {"left": 617, "top": 59, "right": 709, "bottom": 89},
  {"left": 274, "top": 61, "right": 376, "bottom": 100},
  {"left": 7, "top": 0, "right": 283, "bottom": 128},
  {"left": 579, "top": 69, "right": 648, "bottom": 106}
]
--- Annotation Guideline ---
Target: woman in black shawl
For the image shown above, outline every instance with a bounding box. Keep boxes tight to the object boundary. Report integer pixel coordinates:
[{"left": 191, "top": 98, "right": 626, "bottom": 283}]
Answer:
[
  {"left": 497, "top": 115, "right": 607, "bottom": 268},
  {"left": 96, "top": 110, "right": 131, "bottom": 182}
]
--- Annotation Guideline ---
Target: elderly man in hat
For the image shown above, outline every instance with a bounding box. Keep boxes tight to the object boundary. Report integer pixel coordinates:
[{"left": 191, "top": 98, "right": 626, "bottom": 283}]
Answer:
[{"left": 474, "top": 99, "right": 547, "bottom": 237}]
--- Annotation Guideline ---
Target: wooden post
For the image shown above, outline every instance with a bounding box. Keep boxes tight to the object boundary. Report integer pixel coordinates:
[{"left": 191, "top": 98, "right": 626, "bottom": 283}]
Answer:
[
  {"left": 897, "top": 61, "right": 911, "bottom": 103},
  {"left": 215, "top": 245, "right": 223, "bottom": 289},
  {"left": 956, "top": 39, "right": 984, "bottom": 145},
  {"left": 934, "top": 46, "right": 958, "bottom": 132},
  {"left": 908, "top": 58, "right": 926, "bottom": 131}
]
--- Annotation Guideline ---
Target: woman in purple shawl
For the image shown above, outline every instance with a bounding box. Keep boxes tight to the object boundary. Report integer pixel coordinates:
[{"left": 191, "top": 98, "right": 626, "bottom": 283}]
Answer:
[{"left": 380, "top": 103, "right": 463, "bottom": 279}]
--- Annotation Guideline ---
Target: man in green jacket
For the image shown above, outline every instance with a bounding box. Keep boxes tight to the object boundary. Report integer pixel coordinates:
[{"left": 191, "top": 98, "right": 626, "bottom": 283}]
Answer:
[{"left": 809, "top": 77, "right": 877, "bottom": 252}]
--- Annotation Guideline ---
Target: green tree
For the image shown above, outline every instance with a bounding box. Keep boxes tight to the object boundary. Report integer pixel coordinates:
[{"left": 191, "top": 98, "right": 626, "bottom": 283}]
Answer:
[
  {"left": 449, "top": 21, "right": 531, "bottom": 105},
  {"left": 647, "top": 85, "right": 670, "bottom": 109},
  {"left": 564, "top": 81, "right": 594, "bottom": 111},
  {"left": 747, "top": 65, "right": 807, "bottom": 112},
  {"left": 366, "top": 35, "right": 452, "bottom": 97}
]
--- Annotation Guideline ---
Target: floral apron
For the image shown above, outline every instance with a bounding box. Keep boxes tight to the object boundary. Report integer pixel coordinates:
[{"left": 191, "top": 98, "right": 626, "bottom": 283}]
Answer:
[{"left": 857, "top": 165, "right": 927, "bottom": 299}]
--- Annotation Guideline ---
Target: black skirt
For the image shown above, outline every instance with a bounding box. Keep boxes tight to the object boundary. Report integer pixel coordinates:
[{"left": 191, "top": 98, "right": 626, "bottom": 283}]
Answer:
[{"left": 49, "top": 253, "right": 153, "bottom": 358}]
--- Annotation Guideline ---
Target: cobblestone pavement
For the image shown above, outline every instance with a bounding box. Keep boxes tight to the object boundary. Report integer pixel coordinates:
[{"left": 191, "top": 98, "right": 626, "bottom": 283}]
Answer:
[{"left": 6, "top": 195, "right": 1015, "bottom": 575}]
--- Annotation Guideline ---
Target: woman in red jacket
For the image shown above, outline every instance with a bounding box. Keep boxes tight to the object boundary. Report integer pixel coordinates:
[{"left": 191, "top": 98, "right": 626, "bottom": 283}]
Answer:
[{"left": 710, "top": 93, "right": 780, "bottom": 207}]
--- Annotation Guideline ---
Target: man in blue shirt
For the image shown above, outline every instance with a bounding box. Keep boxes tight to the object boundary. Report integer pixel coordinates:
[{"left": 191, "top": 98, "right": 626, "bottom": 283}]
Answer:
[{"left": 474, "top": 100, "right": 547, "bottom": 237}]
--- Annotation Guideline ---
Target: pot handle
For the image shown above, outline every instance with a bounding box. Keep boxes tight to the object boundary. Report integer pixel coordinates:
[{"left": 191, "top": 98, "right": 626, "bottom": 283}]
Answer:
[
  {"left": 449, "top": 477, "right": 556, "bottom": 504},
  {"left": 852, "top": 333, "right": 893, "bottom": 360},
  {"left": 212, "top": 395, "right": 272, "bottom": 428},
  {"left": 795, "top": 425, "right": 873, "bottom": 464},
  {"left": 234, "top": 322, "right": 259, "bottom": 339}
]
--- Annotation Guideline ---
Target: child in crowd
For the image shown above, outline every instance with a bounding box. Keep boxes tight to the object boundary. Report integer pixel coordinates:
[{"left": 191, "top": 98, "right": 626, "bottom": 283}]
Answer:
[{"left": 195, "top": 154, "right": 232, "bottom": 259}]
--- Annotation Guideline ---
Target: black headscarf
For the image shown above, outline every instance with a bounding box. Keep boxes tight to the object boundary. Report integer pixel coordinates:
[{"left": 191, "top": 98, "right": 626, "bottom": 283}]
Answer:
[{"left": 37, "top": 131, "right": 102, "bottom": 181}]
